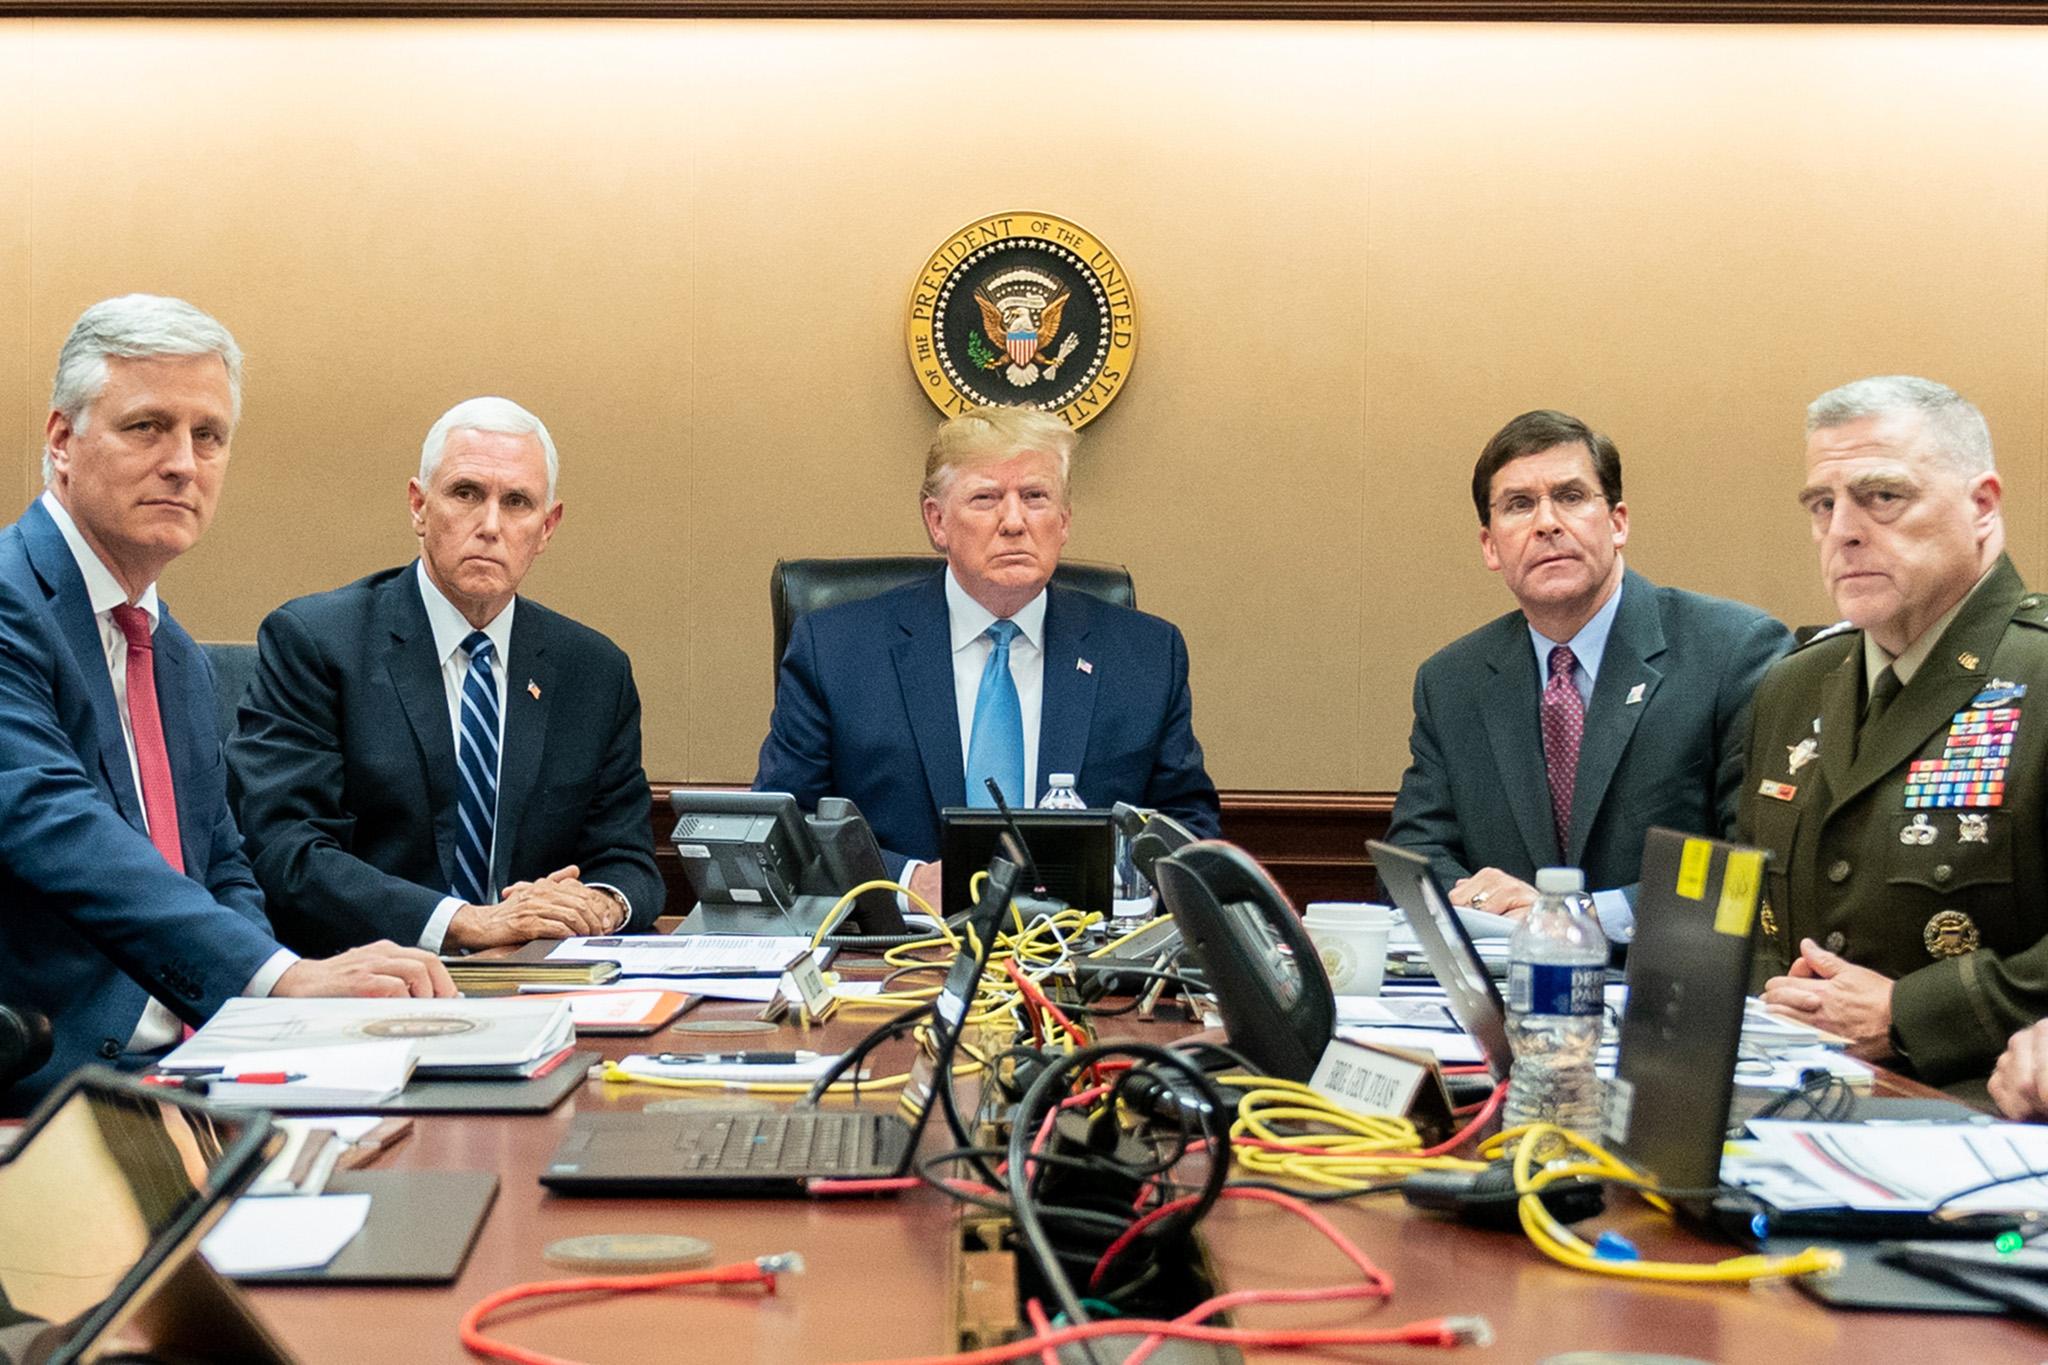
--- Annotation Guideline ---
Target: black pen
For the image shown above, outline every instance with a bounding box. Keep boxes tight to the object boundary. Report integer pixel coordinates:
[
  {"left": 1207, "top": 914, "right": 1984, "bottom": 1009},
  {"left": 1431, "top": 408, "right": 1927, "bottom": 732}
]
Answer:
[{"left": 654, "top": 1051, "right": 816, "bottom": 1066}]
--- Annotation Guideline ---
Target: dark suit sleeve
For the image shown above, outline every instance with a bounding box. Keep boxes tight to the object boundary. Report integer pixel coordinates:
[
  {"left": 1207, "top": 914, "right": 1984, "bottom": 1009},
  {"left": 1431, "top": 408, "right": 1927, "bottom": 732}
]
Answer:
[
  {"left": 1142, "top": 624, "right": 1220, "bottom": 838},
  {"left": 228, "top": 605, "right": 448, "bottom": 947},
  {"left": 1385, "top": 665, "right": 1476, "bottom": 889},
  {"left": 572, "top": 656, "right": 663, "bottom": 929},
  {"left": 1712, "top": 613, "right": 1796, "bottom": 839},
  {"left": 0, "top": 609, "right": 277, "bottom": 1024}
]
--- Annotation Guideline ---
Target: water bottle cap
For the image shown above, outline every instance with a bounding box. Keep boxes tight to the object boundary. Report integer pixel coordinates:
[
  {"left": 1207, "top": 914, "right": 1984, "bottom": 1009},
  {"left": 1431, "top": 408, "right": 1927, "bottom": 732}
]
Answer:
[
  {"left": 1534, "top": 867, "right": 1585, "bottom": 894},
  {"left": 1047, "top": 773, "right": 1078, "bottom": 787}
]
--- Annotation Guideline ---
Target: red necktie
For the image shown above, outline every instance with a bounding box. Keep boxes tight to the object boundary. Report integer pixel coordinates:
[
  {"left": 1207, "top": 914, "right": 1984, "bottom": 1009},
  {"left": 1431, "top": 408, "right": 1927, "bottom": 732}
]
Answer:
[
  {"left": 1541, "top": 644, "right": 1584, "bottom": 856},
  {"left": 109, "top": 604, "right": 184, "bottom": 875}
]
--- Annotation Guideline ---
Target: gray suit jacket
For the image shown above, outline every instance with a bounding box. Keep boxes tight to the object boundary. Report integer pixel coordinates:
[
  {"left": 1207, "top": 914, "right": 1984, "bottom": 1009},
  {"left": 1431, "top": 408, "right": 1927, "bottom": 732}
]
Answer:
[{"left": 1386, "top": 569, "right": 1791, "bottom": 898}]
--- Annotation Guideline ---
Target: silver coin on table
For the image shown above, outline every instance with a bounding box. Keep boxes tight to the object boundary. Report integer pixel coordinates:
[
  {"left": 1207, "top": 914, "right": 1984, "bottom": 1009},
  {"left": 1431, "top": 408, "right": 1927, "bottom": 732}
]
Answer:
[
  {"left": 644, "top": 1097, "right": 776, "bottom": 1115},
  {"left": 671, "top": 1018, "right": 780, "bottom": 1036},
  {"left": 542, "top": 1233, "right": 715, "bottom": 1273}
]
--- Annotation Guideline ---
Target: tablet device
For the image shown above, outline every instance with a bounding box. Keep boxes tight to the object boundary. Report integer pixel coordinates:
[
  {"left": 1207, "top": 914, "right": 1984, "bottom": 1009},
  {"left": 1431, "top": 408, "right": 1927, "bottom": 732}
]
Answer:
[
  {"left": 0, "top": 1067, "right": 285, "bottom": 1364},
  {"left": 1368, "top": 841, "right": 1515, "bottom": 1083}
]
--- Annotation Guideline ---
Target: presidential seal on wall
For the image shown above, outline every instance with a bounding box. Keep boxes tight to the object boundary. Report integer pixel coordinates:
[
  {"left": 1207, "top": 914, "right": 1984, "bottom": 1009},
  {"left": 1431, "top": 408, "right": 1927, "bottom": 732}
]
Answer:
[{"left": 906, "top": 212, "right": 1135, "bottom": 429}]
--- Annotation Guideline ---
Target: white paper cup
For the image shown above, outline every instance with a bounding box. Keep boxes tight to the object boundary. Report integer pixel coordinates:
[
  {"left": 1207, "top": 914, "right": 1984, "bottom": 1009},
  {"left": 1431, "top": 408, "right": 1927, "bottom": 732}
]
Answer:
[{"left": 1302, "top": 902, "right": 1393, "bottom": 996}]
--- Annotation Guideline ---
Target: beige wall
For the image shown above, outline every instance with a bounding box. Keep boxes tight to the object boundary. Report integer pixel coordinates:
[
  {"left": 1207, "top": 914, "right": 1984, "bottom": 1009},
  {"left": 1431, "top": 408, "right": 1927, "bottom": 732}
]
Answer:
[{"left": 3, "top": 20, "right": 2043, "bottom": 791}]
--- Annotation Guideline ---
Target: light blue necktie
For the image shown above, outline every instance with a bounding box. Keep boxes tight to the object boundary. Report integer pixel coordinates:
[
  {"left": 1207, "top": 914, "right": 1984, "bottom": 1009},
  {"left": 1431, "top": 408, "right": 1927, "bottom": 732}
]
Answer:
[
  {"left": 965, "top": 619, "right": 1025, "bottom": 809},
  {"left": 453, "top": 631, "right": 500, "bottom": 905}
]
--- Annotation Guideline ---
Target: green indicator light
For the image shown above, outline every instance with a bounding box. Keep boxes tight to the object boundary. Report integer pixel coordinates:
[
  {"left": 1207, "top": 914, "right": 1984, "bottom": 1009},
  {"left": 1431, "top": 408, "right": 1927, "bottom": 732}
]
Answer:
[{"left": 1995, "top": 1230, "right": 2024, "bottom": 1255}]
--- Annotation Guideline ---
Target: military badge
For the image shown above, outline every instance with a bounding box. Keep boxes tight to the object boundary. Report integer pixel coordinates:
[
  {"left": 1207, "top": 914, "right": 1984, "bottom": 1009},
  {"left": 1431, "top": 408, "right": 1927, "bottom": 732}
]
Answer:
[
  {"left": 1922, "top": 910, "right": 1980, "bottom": 959},
  {"left": 1957, "top": 813, "right": 1990, "bottom": 843},
  {"left": 1787, "top": 738, "right": 1818, "bottom": 775},
  {"left": 1899, "top": 813, "right": 1937, "bottom": 845},
  {"left": 907, "top": 212, "right": 1134, "bottom": 429},
  {"left": 1972, "top": 680, "right": 2028, "bottom": 707},
  {"left": 1757, "top": 779, "right": 1797, "bottom": 802},
  {"left": 1758, "top": 900, "right": 1778, "bottom": 938}
]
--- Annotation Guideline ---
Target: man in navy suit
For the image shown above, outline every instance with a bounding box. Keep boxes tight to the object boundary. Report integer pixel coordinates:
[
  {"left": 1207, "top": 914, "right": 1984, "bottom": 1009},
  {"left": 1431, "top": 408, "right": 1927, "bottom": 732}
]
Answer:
[
  {"left": 1386, "top": 409, "right": 1791, "bottom": 942},
  {"left": 228, "top": 398, "right": 663, "bottom": 956},
  {"left": 754, "top": 404, "right": 1220, "bottom": 907},
  {"left": 0, "top": 295, "right": 452, "bottom": 1112}
]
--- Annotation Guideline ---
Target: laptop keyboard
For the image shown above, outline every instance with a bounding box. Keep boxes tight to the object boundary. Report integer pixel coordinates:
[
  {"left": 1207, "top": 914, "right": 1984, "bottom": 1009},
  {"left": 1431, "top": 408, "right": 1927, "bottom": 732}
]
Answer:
[{"left": 673, "top": 1111, "right": 880, "bottom": 1175}]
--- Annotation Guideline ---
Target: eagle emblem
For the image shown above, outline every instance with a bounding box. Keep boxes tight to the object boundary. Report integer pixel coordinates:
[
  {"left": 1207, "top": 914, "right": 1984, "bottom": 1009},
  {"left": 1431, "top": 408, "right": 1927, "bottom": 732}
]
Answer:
[{"left": 974, "top": 268, "right": 1081, "bottom": 388}]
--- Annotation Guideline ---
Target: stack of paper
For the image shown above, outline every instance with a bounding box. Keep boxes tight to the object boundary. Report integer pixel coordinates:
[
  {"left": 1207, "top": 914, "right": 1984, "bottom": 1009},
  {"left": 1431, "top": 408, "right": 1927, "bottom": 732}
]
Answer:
[
  {"left": 529, "top": 936, "right": 830, "bottom": 1002},
  {"left": 163, "top": 998, "right": 575, "bottom": 1080},
  {"left": 195, "top": 1041, "right": 419, "bottom": 1109},
  {"left": 442, "top": 956, "right": 621, "bottom": 996},
  {"left": 1737, "top": 1120, "right": 2048, "bottom": 1214}
]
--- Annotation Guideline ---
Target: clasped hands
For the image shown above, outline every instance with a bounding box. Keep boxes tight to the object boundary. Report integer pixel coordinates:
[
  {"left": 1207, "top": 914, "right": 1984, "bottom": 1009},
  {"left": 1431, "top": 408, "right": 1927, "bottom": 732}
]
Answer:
[
  {"left": 1759, "top": 938, "right": 1896, "bottom": 1059},
  {"left": 447, "top": 864, "right": 626, "bottom": 949}
]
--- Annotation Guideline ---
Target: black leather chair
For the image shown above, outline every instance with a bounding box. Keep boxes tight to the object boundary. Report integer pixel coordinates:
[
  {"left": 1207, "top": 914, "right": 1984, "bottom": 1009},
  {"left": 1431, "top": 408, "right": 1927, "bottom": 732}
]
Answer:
[
  {"left": 769, "top": 556, "right": 1135, "bottom": 691},
  {"left": 199, "top": 641, "right": 260, "bottom": 739}
]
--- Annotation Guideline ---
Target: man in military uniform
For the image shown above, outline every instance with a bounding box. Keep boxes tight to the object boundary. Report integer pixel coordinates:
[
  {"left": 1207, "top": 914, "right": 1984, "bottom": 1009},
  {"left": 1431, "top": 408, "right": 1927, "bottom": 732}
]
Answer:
[{"left": 1742, "top": 375, "right": 2048, "bottom": 1095}]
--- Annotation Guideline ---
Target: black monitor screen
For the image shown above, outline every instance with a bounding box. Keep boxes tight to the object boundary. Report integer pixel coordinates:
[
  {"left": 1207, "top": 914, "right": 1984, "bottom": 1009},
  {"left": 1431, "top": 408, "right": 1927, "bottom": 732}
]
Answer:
[{"left": 939, "top": 809, "right": 1114, "bottom": 918}]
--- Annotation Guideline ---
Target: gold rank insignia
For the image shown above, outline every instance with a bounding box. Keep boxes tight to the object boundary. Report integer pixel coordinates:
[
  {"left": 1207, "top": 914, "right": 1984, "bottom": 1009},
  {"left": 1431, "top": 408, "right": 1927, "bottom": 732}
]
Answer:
[
  {"left": 1923, "top": 910, "right": 1980, "bottom": 959},
  {"left": 1759, "top": 899, "right": 1778, "bottom": 938},
  {"left": 1959, "top": 652, "right": 1981, "bottom": 670}
]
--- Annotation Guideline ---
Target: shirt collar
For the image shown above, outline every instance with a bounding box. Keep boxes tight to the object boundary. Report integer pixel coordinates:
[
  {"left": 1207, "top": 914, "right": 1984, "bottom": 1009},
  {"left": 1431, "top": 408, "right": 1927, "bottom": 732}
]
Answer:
[
  {"left": 1864, "top": 562, "right": 1998, "bottom": 689},
  {"left": 415, "top": 560, "right": 516, "bottom": 667},
  {"left": 1528, "top": 573, "right": 1625, "bottom": 682},
  {"left": 945, "top": 566, "right": 1047, "bottom": 654},
  {"left": 39, "top": 489, "right": 159, "bottom": 628}
]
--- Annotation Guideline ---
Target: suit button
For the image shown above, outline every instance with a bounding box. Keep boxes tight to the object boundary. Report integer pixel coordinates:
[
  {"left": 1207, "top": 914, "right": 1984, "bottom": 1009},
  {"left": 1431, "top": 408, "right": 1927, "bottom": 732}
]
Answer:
[
  {"left": 1827, "top": 860, "right": 1852, "bottom": 883},
  {"left": 1824, "top": 931, "right": 1847, "bottom": 953},
  {"left": 1934, "top": 864, "right": 1953, "bottom": 884},
  {"left": 99, "top": 1038, "right": 121, "bottom": 1059}
]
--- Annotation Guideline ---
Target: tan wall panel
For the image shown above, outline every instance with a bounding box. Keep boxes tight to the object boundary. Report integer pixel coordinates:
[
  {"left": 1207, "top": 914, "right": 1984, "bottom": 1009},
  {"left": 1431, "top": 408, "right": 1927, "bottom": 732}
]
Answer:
[
  {"left": 7, "top": 20, "right": 2047, "bottom": 793},
  {"left": 1361, "top": 24, "right": 2048, "bottom": 785}
]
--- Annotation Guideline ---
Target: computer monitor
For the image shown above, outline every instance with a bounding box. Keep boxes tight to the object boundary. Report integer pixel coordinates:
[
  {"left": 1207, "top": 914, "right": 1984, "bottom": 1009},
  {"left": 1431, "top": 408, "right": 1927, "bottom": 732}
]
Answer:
[
  {"left": 671, "top": 791, "right": 907, "bottom": 936},
  {"left": 939, "top": 807, "right": 1115, "bottom": 919}
]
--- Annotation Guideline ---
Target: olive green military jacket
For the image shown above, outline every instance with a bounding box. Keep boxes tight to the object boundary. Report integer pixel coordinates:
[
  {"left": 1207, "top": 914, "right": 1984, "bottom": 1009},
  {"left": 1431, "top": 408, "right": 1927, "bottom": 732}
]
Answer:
[{"left": 1739, "top": 555, "right": 2048, "bottom": 1087}]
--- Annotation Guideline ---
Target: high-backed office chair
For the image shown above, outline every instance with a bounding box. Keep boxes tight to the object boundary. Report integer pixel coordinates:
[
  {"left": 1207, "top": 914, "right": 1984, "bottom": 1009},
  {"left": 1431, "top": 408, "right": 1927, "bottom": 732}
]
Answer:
[
  {"left": 0, "top": 1003, "right": 52, "bottom": 1092},
  {"left": 768, "top": 556, "right": 1135, "bottom": 692},
  {"left": 199, "top": 641, "right": 261, "bottom": 740}
]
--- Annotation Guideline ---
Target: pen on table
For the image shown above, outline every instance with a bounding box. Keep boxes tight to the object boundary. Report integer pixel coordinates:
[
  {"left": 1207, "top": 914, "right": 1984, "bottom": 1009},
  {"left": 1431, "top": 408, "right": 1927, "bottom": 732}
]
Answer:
[
  {"left": 142, "top": 1070, "right": 307, "bottom": 1087},
  {"left": 654, "top": 1051, "right": 818, "bottom": 1066}
]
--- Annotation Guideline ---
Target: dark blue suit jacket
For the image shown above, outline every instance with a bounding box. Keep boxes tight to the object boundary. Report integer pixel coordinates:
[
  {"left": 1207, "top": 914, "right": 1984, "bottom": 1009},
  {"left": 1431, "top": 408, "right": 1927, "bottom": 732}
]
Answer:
[
  {"left": 1386, "top": 569, "right": 1792, "bottom": 898},
  {"left": 226, "top": 566, "right": 664, "bottom": 955},
  {"left": 0, "top": 499, "right": 278, "bottom": 1112},
  {"left": 754, "top": 572, "right": 1220, "bottom": 875}
]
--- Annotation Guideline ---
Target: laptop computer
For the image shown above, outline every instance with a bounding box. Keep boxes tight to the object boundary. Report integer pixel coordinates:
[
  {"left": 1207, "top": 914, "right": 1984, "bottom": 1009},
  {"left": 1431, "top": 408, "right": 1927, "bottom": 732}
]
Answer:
[
  {"left": 1605, "top": 826, "right": 1763, "bottom": 1203},
  {"left": 1367, "top": 841, "right": 1515, "bottom": 1084},
  {"left": 540, "top": 857, "right": 1021, "bottom": 1197}
]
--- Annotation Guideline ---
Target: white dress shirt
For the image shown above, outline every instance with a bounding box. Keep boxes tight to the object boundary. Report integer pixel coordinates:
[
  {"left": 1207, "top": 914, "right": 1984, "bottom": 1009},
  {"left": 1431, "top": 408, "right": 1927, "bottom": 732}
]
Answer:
[
  {"left": 39, "top": 491, "right": 296, "bottom": 1049},
  {"left": 902, "top": 570, "right": 1051, "bottom": 893},
  {"left": 413, "top": 563, "right": 628, "bottom": 950}
]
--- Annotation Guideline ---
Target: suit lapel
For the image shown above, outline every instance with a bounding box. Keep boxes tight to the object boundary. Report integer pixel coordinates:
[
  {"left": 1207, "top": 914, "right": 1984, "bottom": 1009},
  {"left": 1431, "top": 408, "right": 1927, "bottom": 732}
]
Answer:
[
  {"left": 1813, "top": 646, "right": 1861, "bottom": 809},
  {"left": 1567, "top": 575, "right": 1664, "bottom": 863},
  {"left": 1478, "top": 616, "right": 1559, "bottom": 867},
  {"left": 20, "top": 501, "right": 144, "bottom": 829},
  {"left": 1827, "top": 557, "right": 2023, "bottom": 819},
  {"left": 1037, "top": 589, "right": 1097, "bottom": 806},
  {"left": 495, "top": 605, "right": 552, "bottom": 886},
  {"left": 382, "top": 575, "right": 463, "bottom": 892},
  {"left": 892, "top": 576, "right": 966, "bottom": 816}
]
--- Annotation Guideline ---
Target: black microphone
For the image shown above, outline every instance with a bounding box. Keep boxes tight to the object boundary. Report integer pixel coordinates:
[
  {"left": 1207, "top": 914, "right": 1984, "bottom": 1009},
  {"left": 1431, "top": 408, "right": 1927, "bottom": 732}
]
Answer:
[{"left": 983, "top": 777, "right": 1048, "bottom": 898}]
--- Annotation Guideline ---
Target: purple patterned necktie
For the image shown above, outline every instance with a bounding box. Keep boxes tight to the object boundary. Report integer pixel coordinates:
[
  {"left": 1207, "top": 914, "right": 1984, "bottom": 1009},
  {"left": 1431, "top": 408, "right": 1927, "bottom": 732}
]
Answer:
[{"left": 1541, "top": 645, "right": 1584, "bottom": 855}]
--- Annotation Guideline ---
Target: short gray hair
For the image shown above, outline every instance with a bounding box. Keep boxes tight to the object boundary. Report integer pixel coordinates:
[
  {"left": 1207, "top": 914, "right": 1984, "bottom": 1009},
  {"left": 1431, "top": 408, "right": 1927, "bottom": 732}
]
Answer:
[
  {"left": 44, "top": 294, "right": 244, "bottom": 483},
  {"left": 418, "top": 397, "right": 559, "bottom": 502},
  {"left": 1807, "top": 375, "right": 1994, "bottom": 475},
  {"left": 922, "top": 404, "right": 1076, "bottom": 504}
]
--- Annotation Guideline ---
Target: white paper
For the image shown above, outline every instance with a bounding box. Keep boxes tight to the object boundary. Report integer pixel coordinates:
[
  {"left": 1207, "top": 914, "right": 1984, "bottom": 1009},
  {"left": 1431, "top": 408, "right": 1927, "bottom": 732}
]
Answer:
[
  {"left": 164, "top": 999, "right": 570, "bottom": 1075},
  {"left": 545, "top": 934, "right": 811, "bottom": 976},
  {"left": 1332, "top": 997, "right": 1457, "bottom": 1029},
  {"left": 202, "top": 1193, "right": 372, "bottom": 1274},
  {"left": 199, "top": 1041, "right": 418, "bottom": 1109},
  {"left": 1336, "top": 1025, "right": 1484, "bottom": 1064},
  {"left": 1743, "top": 1120, "right": 2048, "bottom": 1212},
  {"left": 523, "top": 950, "right": 833, "bottom": 1002},
  {"left": 615, "top": 1053, "right": 848, "bottom": 1084}
]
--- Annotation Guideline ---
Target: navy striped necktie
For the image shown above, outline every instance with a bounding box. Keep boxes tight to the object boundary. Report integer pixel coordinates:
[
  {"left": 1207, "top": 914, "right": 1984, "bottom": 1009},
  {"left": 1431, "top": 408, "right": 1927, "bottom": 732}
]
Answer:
[{"left": 453, "top": 631, "right": 500, "bottom": 905}]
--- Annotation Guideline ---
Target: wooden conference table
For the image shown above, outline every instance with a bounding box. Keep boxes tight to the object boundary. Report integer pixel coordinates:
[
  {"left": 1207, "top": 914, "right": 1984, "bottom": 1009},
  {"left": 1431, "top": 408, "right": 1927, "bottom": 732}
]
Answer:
[{"left": 241, "top": 984, "right": 2045, "bottom": 1365}]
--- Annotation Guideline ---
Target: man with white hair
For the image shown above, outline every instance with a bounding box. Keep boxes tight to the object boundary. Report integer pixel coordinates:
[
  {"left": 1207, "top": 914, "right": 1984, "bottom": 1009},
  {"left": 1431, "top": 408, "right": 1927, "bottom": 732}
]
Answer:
[
  {"left": 228, "top": 397, "right": 662, "bottom": 954},
  {"left": 754, "top": 403, "right": 1219, "bottom": 907},
  {"left": 0, "top": 294, "right": 454, "bottom": 1111},
  {"left": 1743, "top": 374, "right": 2048, "bottom": 1095}
]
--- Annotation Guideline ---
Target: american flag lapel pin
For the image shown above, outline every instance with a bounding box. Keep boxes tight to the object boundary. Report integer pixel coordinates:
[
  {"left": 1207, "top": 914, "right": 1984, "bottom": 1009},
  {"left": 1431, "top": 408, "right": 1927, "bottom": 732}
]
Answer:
[
  {"left": 1076, "top": 658, "right": 1093, "bottom": 675},
  {"left": 528, "top": 680, "right": 542, "bottom": 700}
]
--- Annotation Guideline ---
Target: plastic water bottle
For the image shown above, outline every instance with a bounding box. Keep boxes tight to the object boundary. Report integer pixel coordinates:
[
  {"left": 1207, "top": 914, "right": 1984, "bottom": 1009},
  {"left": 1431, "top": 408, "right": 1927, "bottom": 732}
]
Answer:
[
  {"left": 1039, "top": 774, "right": 1086, "bottom": 811},
  {"left": 1503, "top": 867, "right": 1608, "bottom": 1135}
]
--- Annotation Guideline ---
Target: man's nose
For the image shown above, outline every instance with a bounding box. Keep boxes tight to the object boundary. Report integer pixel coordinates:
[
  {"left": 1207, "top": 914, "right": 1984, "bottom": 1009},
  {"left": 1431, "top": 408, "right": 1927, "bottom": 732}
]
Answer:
[
  {"left": 998, "top": 493, "right": 1027, "bottom": 530},
  {"left": 157, "top": 430, "right": 198, "bottom": 479}
]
